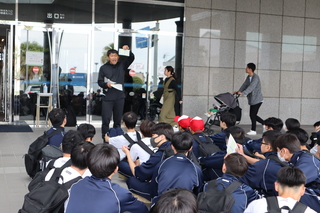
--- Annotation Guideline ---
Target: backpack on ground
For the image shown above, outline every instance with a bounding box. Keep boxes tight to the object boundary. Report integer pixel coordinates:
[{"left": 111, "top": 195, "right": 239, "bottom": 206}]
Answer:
[
  {"left": 24, "top": 129, "right": 63, "bottom": 178},
  {"left": 108, "top": 127, "right": 124, "bottom": 137},
  {"left": 266, "top": 196, "right": 307, "bottom": 213},
  {"left": 28, "top": 159, "right": 72, "bottom": 192},
  {"left": 193, "top": 134, "right": 221, "bottom": 157},
  {"left": 19, "top": 165, "right": 81, "bottom": 213},
  {"left": 197, "top": 179, "right": 242, "bottom": 213},
  {"left": 123, "top": 131, "right": 154, "bottom": 155}
]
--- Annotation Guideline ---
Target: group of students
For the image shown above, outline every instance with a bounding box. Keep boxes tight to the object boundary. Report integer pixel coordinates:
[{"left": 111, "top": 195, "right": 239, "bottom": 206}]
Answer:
[{"left": 24, "top": 108, "right": 320, "bottom": 213}]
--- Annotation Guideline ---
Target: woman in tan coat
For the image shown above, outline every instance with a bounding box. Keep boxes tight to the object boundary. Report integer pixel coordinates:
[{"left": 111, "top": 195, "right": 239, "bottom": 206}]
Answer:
[{"left": 159, "top": 66, "right": 182, "bottom": 125}]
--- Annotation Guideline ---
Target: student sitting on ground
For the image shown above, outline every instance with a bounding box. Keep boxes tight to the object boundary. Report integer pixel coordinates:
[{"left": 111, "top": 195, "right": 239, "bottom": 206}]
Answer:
[
  {"left": 120, "top": 119, "right": 156, "bottom": 177},
  {"left": 77, "top": 123, "right": 96, "bottom": 142},
  {"left": 284, "top": 118, "right": 300, "bottom": 132},
  {"left": 189, "top": 116, "right": 220, "bottom": 159},
  {"left": 244, "top": 117, "right": 283, "bottom": 154},
  {"left": 209, "top": 112, "right": 237, "bottom": 150},
  {"left": 244, "top": 166, "right": 316, "bottom": 213},
  {"left": 174, "top": 115, "right": 191, "bottom": 132},
  {"left": 45, "top": 142, "right": 95, "bottom": 182},
  {"left": 274, "top": 133, "right": 320, "bottom": 212},
  {"left": 151, "top": 188, "right": 198, "bottom": 213},
  {"left": 65, "top": 144, "right": 148, "bottom": 213},
  {"left": 105, "top": 111, "right": 141, "bottom": 161},
  {"left": 200, "top": 126, "right": 246, "bottom": 181},
  {"left": 238, "top": 130, "right": 283, "bottom": 196},
  {"left": 126, "top": 122, "right": 174, "bottom": 200},
  {"left": 202, "top": 153, "right": 259, "bottom": 213},
  {"left": 287, "top": 127, "right": 310, "bottom": 151},
  {"left": 46, "top": 108, "right": 67, "bottom": 147},
  {"left": 45, "top": 130, "right": 84, "bottom": 170},
  {"left": 150, "top": 131, "right": 203, "bottom": 205}
]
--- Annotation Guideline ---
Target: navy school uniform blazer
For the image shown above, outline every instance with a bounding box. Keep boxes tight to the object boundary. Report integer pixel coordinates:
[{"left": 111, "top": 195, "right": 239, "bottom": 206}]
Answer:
[
  {"left": 240, "top": 152, "right": 283, "bottom": 196},
  {"left": 134, "top": 141, "right": 171, "bottom": 182},
  {"left": 65, "top": 176, "right": 148, "bottom": 213},
  {"left": 150, "top": 153, "right": 203, "bottom": 204}
]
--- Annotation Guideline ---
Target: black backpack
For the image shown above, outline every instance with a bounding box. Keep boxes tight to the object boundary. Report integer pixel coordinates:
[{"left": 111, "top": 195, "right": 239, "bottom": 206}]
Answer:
[
  {"left": 28, "top": 159, "right": 72, "bottom": 192},
  {"left": 19, "top": 166, "right": 81, "bottom": 213},
  {"left": 24, "top": 129, "right": 63, "bottom": 178},
  {"left": 197, "top": 179, "right": 242, "bottom": 213},
  {"left": 266, "top": 196, "right": 307, "bottom": 213},
  {"left": 41, "top": 145, "right": 63, "bottom": 171},
  {"left": 193, "top": 134, "right": 221, "bottom": 157},
  {"left": 123, "top": 131, "right": 155, "bottom": 155}
]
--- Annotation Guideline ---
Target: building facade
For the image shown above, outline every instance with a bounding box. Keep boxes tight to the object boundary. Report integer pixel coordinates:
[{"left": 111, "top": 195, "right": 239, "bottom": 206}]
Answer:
[{"left": 1, "top": 0, "right": 320, "bottom": 125}]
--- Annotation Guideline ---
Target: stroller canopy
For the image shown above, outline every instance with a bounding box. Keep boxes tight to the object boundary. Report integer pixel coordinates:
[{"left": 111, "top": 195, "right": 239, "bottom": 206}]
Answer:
[{"left": 214, "top": 92, "right": 238, "bottom": 109}]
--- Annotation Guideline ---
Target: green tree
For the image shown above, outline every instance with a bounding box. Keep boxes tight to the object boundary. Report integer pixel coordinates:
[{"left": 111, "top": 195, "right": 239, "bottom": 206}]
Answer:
[
  {"left": 132, "top": 76, "right": 144, "bottom": 92},
  {"left": 100, "top": 43, "right": 114, "bottom": 64},
  {"left": 20, "top": 41, "right": 44, "bottom": 80}
]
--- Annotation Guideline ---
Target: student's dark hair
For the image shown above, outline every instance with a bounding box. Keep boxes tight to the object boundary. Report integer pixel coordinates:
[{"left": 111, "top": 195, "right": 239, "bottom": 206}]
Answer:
[
  {"left": 77, "top": 123, "right": 96, "bottom": 141},
  {"left": 71, "top": 142, "right": 95, "bottom": 170},
  {"left": 313, "top": 121, "right": 320, "bottom": 127},
  {"left": 287, "top": 128, "right": 308, "bottom": 146},
  {"left": 220, "top": 112, "right": 236, "bottom": 128},
  {"left": 277, "top": 166, "right": 306, "bottom": 187},
  {"left": 165, "top": 66, "right": 177, "bottom": 80},
  {"left": 87, "top": 144, "right": 120, "bottom": 178},
  {"left": 224, "top": 153, "right": 248, "bottom": 178},
  {"left": 247, "top": 63, "right": 256, "bottom": 72},
  {"left": 263, "top": 130, "right": 281, "bottom": 151},
  {"left": 106, "top": 49, "right": 118, "bottom": 57},
  {"left": 264, "top": 117, "right": 283, "bottom": 132},
  {"left": 123, "top": 111, "right": 138, "bottom": 129},
  {"left": 151, "top": 122, "right": 174, "bottom": 141},
  {"left": 151, "top": 188, "right": 197, "bottom": 213},
  {"left": 171, "top": 132, "right": 193, "bottom": 154},
  {"left": 285, "top": 118, "right": 300, "bottom": 131},
  {"left": 225, "top": 126, "right": 245, "bottom": 144},
  {"left": 139, "top": 119, "right": 156, "bottom": 137},
  {"left": 273, "top": 133, "right": 301, "bottom": 154},
  {"left": 62, "top": 130, "right": 84, "bottom": 154},
  {"left": 48, "top": 108, "right": 65, "bottom": 126}
]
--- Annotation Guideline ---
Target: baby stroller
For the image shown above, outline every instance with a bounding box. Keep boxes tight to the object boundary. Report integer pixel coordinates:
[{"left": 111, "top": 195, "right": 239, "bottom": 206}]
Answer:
[{"left": 203, "top": 92, "right": 242, "bottom": 135}]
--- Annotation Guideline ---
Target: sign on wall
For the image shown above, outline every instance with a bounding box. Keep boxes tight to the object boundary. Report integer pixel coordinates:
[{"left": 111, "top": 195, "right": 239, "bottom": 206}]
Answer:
[{"left": 26, "top": 51, "right": 44, "bottom": 66}]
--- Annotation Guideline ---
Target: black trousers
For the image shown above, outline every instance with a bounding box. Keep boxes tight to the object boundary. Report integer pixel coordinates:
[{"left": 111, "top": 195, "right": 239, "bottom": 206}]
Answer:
[
  {"left": 249, "top": 102, "right": 264, "bottom": 131},
  {"left": 101, "top": 98, "right": 125, "bottom": 138}
]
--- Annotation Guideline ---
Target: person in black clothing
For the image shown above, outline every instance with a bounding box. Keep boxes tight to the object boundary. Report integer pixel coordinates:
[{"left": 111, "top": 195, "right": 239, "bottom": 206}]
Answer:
[{"left": 98, "top": 45, "right": 135, "bottom": 141}]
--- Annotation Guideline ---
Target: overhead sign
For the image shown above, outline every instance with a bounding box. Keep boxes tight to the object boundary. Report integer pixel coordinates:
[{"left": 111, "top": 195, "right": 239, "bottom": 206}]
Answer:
[
  {"left": 70, "top": 68, "right": 76, "bottom": 74},
  {"left": 136, "top": 26, "right": 150, "bottom": 49},
  {"left": 32, "top": 66, "right": 39, "bottom": 73},
  {"left": 26, "top": 51, "right": 44, "bottom": 66}
]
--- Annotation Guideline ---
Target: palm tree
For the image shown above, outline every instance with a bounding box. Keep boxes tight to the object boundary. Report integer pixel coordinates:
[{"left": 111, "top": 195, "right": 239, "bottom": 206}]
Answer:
[{"left": 100, "top": 43, "right": 114, "bottom": 64}]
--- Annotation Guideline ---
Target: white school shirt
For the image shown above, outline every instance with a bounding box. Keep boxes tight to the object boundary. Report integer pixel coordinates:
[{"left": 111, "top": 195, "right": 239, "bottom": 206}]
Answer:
[
  {"left": 129, "top": 137, "right": 156, "bottom": 164},
  {"left": 244, "top": 197, "right": 316, "bottom": 213},
  {"left": 109, "top": 131, "right": 141, "bottom": 160}
]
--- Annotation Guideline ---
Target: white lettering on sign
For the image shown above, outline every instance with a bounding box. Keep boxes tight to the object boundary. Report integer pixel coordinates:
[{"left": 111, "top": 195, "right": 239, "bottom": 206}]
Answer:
[
  {"left": 0, "top": 9, "right": 13, "bottom": 16},
  {"left": 47, "top": 12, "right": 65, "bottom": 20}
]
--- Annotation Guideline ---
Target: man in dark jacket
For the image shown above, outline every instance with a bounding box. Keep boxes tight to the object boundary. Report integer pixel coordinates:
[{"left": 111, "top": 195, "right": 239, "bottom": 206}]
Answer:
[{"left": 98, "top": 45, "right": 135, "bottom": 141}]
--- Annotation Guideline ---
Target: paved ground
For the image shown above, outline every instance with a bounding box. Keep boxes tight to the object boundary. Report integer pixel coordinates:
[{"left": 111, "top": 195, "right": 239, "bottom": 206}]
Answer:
[{"left": 0, "top": 123, "right": 315, "bottom": 213}]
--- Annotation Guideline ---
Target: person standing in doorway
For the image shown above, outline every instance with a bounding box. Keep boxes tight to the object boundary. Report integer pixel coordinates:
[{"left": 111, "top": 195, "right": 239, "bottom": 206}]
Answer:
[
  {"left": 234, "top": 63, "right": 263, "bottom": 136},
  {"left": 98, "top": 45, "right": 135, "bottom": 142},
  {"left": 159, "top": 66, "right": 182, "bottom": 126}
]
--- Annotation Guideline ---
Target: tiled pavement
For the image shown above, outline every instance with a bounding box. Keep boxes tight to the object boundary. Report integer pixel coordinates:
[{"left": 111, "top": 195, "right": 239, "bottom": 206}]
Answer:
[{"left": 0, "top": 124, "right": 315, "bottom": 213}]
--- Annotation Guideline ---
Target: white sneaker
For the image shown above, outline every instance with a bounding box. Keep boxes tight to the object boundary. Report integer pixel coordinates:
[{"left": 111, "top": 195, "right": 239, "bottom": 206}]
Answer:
[{"left": 247, "top": 130, "right": 257, "bottom": 135}]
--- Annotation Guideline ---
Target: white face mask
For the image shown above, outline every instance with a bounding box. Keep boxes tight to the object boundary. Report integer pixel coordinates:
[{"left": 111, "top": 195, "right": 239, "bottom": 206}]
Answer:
[{"left": 277, "top": 151, "right": 286, "bottom": 162}]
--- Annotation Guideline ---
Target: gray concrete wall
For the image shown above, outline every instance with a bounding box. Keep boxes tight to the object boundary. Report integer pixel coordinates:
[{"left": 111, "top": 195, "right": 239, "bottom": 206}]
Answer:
[{"left": 183, "top": 0, "right": 320, "bottom": 125}]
